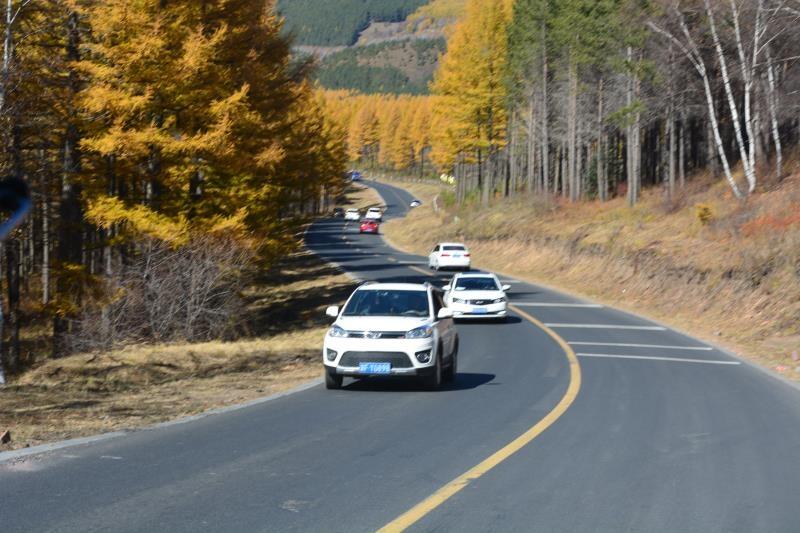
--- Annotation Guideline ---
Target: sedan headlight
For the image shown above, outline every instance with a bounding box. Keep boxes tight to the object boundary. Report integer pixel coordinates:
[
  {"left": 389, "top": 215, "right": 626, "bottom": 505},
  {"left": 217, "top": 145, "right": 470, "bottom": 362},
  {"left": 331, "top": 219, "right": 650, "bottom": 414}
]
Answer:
[
  {"left": 328, "top": 325, "right": 348, "bottom": 338},
  {"left": 405, "top": 325, "right": 434, "bottom": 339},
  {"left": 452, "top": 298, "right": 467, "bottom": 304},
  {"left": 492, "top": 297, "right": 506, "bottom": 304}
]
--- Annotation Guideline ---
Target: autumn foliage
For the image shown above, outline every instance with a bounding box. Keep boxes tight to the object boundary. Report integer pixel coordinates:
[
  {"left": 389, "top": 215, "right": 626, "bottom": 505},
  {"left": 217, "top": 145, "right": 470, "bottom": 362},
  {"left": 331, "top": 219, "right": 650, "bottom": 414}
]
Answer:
[{"left": 0, "top": 0, "right": 346, "bottom": 368}]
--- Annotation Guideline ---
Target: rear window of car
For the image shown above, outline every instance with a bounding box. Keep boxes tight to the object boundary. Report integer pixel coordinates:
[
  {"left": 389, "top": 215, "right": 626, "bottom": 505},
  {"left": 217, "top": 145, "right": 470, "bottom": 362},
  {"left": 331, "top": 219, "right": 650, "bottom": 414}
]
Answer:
[
  {"left": 454, "top": 277, "right": 499, "bottom": 291},
  {"left": 342, "top": 290, "right": 430, "bottom": 318},
  {"left": 443, "top": 245, "right": 466, "bottom": 251}
]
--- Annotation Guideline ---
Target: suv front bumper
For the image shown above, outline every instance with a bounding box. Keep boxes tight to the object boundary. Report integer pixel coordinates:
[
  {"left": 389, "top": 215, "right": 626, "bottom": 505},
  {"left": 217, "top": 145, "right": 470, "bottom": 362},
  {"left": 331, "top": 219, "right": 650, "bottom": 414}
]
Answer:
[{"left": 323, "top": 336, "right": 437, "bottom": 376}]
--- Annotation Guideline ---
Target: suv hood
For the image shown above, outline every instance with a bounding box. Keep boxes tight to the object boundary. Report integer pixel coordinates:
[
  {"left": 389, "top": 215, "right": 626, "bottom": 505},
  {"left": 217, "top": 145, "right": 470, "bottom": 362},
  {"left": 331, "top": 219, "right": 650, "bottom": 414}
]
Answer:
[{"left": 336, "top": 316, "right": 431, "bottom": 332}]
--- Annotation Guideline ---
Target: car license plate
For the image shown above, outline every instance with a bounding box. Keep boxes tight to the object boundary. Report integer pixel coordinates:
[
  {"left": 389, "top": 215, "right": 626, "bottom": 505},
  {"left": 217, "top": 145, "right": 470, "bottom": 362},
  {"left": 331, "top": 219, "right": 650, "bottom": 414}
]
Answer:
[
  {"left": 359, "top": 362, "right": 391, "bottom": 374},
  {"left": 472, "top": 307, "right": 487, "bottom": 314},
  {"left": 453, "top": 253, "right": 462, "bottom": 258}
]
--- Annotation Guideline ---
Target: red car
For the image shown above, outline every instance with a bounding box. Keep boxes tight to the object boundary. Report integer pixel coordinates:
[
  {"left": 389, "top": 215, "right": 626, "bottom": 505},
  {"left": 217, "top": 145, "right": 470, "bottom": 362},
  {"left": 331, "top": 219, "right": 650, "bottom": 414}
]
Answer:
[{"left": 359, "top": 219, "right": 379, "bottom": 234}]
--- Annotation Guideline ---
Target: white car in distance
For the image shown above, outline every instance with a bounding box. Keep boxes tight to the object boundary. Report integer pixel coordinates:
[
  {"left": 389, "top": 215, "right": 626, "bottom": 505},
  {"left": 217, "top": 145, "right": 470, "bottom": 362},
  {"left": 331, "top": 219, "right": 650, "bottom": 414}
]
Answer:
[
  {"left": 344, "top": 208, "right": 361, "bottom": 221},
  {"left": 323, "top": 283, "right": 458, "bottom": 390},
  {"left": 444, "top": 272, "right": 510, "bottom": 321},
  {"left": 429, "top": 242, "right": 471, "bottom": 271},
  {"left": 364, "top": 207, "right": 383, "bottom": 221}
]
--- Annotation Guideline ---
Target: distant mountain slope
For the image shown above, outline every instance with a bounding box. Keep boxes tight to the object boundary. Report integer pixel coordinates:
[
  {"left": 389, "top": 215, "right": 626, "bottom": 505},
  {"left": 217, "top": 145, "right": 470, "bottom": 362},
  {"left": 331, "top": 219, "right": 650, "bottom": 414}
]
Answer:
[
  {"left": 277, "top": 0, "right": 429, "bottom": 46},
  {"left": 314, "top": 38, "right": 446, "bottom": 94}
]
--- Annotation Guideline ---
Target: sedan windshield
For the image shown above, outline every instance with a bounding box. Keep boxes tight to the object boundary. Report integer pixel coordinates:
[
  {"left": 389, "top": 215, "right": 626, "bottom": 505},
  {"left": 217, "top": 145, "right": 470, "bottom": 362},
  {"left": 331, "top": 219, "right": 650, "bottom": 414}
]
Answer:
[
  {"left": 342, "top": 290, "right": 430, "bottom": 317},
  {"left": 454, "top": 277, "right": 499, "bottom": 291}
]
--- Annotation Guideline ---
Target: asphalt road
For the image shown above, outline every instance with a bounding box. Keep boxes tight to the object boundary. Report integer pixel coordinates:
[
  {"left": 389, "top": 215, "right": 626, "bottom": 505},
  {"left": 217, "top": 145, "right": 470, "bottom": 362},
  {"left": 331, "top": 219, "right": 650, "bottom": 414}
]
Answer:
[{"left": 2, "top": 179, "right": 800, "bottom": 532}]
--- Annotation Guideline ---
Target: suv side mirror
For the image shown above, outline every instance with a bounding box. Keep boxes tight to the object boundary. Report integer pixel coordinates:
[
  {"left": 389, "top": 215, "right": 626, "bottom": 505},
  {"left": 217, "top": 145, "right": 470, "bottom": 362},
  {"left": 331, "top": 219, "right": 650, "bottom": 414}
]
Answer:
[
  {"left": 325, "top": 306, "right": 339, "bottom": 318},
  {"left": 437, "top": 308, "right": 454, "bottom": 320},
  {"left": 442, "top": 284, "right": 452, "bottom": 291},
  {"left": 501, "top": 284, "right": 511, "bottom": 292}
]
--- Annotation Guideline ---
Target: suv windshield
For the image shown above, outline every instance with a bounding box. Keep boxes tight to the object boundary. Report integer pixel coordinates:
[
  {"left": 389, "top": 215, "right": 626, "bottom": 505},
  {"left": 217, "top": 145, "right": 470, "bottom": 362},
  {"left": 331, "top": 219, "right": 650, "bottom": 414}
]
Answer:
[
  {"left": 342, "top": 290, "right": 430, "bottom": 318},
  {"left": 454, "top": 277, "right": 499, "bottom": 291}
]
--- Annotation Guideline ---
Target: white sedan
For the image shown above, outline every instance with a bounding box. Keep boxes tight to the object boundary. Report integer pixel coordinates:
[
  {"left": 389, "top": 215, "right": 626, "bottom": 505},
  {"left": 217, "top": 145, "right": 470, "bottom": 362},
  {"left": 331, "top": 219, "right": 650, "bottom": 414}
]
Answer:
[
  {"left": 443, "top": 272, "right": 510, "bottom": 321},
  {"left": 344, "top": 208, "right": 361, "bottom": 221},
  {"left": 428, "top": 242, "right": 471, "bottom": 271}
]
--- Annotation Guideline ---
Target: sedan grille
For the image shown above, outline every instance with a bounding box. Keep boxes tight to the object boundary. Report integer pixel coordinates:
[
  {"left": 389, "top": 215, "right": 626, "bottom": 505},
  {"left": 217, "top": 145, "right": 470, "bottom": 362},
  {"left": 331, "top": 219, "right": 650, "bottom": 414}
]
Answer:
[
  {"left": 340, "top": 352, "right": 413, "bottom": 368},
  {"left": 469, "top": 299, "right": 493, "bottom": 305}
]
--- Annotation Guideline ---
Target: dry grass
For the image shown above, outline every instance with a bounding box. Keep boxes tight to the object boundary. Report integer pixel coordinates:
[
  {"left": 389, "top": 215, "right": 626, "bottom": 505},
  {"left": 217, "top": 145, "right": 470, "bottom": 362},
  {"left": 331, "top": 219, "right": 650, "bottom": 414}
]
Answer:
[
  {"left": 0, "top": 329, "right": 326, "bottom": 450},
  {"left": 381, "top": 168, "right": 800, "bottom": 380}
]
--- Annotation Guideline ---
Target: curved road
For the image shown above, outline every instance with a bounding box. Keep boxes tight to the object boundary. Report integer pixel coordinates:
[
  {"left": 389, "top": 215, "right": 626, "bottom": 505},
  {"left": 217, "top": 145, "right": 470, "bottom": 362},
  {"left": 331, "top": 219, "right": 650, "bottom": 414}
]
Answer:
[{"left": 1, "top": 180, "right": 800, "bottom": 532}]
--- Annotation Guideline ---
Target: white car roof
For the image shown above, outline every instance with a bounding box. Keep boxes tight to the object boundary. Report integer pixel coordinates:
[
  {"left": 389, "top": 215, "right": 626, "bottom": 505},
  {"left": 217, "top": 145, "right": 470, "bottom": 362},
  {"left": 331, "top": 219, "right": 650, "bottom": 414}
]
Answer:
[
  {"left": 367, "top": 207, "right": 382, "bottom": 211},
  {"left": 357, "top": 283, "right": 428, "bottom": 292},
  {"left": 346, "top": 208, "right": 359, "bottom": 212},
  {"left": 438, "top": 242, "right": 467, "bottom": 247}
]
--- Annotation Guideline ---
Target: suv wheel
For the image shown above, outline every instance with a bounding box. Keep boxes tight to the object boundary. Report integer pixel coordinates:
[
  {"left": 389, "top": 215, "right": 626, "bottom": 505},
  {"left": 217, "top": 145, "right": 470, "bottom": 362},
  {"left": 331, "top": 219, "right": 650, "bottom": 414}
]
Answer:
[
  {"left": 443, "top": 341, "right": 458, "bottom": 383},
  {"left": 325, "top": 369, "right": 343, "bottom": 390},
  {"left": 424, "top": 351, "right": 442, "bottom": 390}
]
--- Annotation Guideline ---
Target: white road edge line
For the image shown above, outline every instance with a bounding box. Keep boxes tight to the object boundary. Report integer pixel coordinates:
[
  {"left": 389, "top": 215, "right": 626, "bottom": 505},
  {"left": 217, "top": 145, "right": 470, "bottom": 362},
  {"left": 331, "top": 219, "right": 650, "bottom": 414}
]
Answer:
[
  {"left": 576, "top": 353, "right": 740, "bottom": 365},
  {"left": 545, "top": 323, "right": 667, "bottom": 331},
  {"left": 514, "top": 302, "right": 604, "bottom": 308},
  {"left": 569, "top": 341, "right": 712, "bottom": 351}
]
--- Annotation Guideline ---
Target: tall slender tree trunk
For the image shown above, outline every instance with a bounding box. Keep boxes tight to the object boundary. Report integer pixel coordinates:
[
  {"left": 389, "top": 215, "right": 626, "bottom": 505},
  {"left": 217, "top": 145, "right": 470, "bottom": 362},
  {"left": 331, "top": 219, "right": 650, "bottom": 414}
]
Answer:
[
  {"left": 597, "top": 77, "right": 607, "bottom": 201},
  {"left": 567, "top": 55, "right": 578, "bottom": 202},
  {"left": 765, "top": 45, "right": 782, "bottom": 179},
  {"left": 54, "top": 11, "right": 85, "bottom": 356},
  {"left": 540, "top": 21, "right": 550, "bottom": 195},
  {"left": 526, "top": 93, "right": 536, "bottom": 193}
]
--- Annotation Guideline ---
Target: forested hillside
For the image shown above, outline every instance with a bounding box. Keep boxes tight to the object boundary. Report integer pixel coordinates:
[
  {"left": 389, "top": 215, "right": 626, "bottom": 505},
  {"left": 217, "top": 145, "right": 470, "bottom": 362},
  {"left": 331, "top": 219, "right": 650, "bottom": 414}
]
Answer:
[
  {"left": 315, "top": 38, "right": 446, "bottom": 94},
  {"left": 277, "top": 0, "right": 428, "bottom": 46},
  {"left": 0, "top": 0, "right": 346, "bottom": 380},
  {"left": 330, "top": 0, "right": 800, "bottom": 206}
]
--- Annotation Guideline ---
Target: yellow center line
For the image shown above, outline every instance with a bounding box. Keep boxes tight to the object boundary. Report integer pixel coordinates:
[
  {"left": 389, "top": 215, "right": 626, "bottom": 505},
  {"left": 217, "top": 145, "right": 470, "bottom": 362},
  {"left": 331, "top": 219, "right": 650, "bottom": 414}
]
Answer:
[{"left": 376, "top": 279, "right": 581, "bottom": 532}]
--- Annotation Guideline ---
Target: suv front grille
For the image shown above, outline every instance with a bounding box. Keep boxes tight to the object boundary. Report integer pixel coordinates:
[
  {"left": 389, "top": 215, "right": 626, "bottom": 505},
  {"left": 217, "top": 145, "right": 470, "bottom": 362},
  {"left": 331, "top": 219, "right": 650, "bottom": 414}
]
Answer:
[
  {"left": 340, "top": 352, "right": 413, "bottom": 368},
  {"left": 346, "top": 331, "right": 406, "bottom": 339}
]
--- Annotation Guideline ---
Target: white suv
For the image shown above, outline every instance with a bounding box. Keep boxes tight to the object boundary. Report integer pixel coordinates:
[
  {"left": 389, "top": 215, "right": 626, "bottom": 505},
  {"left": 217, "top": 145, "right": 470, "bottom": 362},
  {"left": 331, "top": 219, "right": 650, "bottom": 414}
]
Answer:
[
  {"left": 444, "top": 272, "right": 510, "bottom": 321},
  {"left": 364, "top": 207, "right": 383, "bottom": 221},
  {"left": 323, "top": 283, "right": 458, "bottom": 390},
  {"left": 344, "top": 208, "right": 361, "bottom": 221},
  {"left": 429, "top": 242, "right": 471, "bottom": 271}
]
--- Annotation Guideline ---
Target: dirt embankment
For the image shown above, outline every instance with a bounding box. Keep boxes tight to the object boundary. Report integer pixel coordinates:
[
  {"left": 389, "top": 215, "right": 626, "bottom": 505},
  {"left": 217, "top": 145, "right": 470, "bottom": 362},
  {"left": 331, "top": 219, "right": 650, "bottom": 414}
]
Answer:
[
  {"left": 0, "top": 183, "right": 381, "bottom": 452},
  {"left": 380, "top": 173, "right": 800, "bottom": 380}
]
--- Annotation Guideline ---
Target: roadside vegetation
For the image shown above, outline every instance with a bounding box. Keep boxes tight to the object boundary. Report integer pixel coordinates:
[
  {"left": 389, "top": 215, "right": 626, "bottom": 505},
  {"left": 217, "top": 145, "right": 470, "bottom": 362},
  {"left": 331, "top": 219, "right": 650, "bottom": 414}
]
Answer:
[
  {"left": 380, "top": 169, "right": 800, "bottom": 379},
  {"left": 0, "top": 183, "right": 384, "bottom": 451},
  {"left": 0, "top": 0, "right": 348, "bottom": 381}
]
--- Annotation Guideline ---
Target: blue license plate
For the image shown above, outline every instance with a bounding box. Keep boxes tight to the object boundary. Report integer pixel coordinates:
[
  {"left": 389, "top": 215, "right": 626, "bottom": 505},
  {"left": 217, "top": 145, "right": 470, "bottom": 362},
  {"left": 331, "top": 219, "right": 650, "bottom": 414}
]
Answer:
[
  {"left": 359, "top": 362, "right": 391, "bottom": 374},
  {"left": 472, "top": 307, "right": 487, "bottom": 314}
]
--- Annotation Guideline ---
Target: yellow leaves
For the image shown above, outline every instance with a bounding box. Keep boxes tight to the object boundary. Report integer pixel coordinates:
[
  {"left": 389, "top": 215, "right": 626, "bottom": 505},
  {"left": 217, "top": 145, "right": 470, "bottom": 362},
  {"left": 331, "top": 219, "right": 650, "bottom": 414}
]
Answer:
[
  {"left": 254, "top": 142, "right": 287, "bottom": 170},
  {"left": 431, "top": 0, "right": 510, "bottom": 163},
  {"left": 180, "top": 24, "right": 228, "bottom": 75},
  {"left": 86, "top": 196, "right": 189, "bottom": 246}
]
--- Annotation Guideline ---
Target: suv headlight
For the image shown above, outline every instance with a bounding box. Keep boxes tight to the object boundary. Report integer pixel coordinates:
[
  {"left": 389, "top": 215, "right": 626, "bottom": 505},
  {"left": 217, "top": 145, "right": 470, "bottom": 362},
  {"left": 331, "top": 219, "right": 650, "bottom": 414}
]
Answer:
[
  {"left": 329, "top": 325, "right": 348, "bottom": 338},
  {"left": 492, "top": 297, "right": 506, "bottom": 303},
  {"left": 452, "top": 298, "right": 467, "bottom": 304},
  {"left": 405, "top": 325, "right": 433, "bottom": 339}
]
